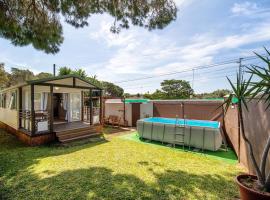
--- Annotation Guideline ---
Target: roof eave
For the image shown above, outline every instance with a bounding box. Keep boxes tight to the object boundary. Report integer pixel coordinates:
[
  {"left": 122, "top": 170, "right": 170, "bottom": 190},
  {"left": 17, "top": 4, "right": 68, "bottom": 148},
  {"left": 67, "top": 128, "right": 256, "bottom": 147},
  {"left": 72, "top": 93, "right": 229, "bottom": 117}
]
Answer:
[
  {"left": 0, "top": 83, "right": 28, "bottom": 92},
  {"left": 27, "top": 74, "right": 103, "bottom": 90}
]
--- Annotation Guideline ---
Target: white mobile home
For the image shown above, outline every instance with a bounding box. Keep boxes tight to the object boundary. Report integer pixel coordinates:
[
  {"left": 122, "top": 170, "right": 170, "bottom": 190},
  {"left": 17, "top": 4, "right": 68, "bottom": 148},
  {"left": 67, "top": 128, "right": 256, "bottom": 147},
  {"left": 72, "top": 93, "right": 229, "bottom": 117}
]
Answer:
[{"left": 0, "top": 75, "right": 103, "bottom": 145}]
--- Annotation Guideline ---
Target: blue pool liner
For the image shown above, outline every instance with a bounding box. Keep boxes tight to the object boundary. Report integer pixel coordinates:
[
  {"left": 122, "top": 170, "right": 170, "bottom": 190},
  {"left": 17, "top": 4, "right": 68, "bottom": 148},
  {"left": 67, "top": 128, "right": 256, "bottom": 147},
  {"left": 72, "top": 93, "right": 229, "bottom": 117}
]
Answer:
[{"left": 143, "top": 117, "right": 220, "bottom": 129}]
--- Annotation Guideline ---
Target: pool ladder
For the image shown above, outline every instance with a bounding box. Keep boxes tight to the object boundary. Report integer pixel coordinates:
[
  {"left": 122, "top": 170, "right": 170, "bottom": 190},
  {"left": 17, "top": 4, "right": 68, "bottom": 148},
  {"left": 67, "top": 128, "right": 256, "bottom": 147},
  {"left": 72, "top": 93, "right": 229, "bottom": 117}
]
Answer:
[{"left": 173, "top": 115, "right": 185, "bottom": 149}]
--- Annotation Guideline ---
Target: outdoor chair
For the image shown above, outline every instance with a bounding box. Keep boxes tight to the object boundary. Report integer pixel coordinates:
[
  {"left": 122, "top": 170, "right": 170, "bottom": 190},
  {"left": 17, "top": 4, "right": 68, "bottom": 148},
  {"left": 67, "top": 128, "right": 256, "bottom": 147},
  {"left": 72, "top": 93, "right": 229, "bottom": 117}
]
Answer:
[{"left": 105, "top": 115, "right": 122, "bottom": 127}]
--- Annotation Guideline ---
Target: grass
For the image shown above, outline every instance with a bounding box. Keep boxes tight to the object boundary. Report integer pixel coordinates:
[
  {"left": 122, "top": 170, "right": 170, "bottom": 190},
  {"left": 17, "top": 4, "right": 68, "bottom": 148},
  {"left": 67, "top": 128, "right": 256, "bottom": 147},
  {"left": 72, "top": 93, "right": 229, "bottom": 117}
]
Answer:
[
  {"left": 120, "top": 132, "right": 238, "bottom": 164},
  {"left": 0, "top": 128, "right": 243, "bottom": 200}
]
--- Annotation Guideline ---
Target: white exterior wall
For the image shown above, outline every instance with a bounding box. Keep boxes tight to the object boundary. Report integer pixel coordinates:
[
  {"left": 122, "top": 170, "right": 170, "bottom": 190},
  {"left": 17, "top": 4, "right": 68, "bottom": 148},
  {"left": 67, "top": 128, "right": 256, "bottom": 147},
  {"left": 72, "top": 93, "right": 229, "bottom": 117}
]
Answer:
[
  {"left": 104, "top": 102, "right": 132, "bottom": 126},
  {"left": 125, "top": 103, "right": 132, "bottom": 126},
  {"left": 140, "top": 102, "right": 153, "bottom": 119},
  {"left": 0, "top": 88, "right": 19, "bottom": 129},
  {"left": 105, "top": 103, "right": 125, "bottom": 125}
]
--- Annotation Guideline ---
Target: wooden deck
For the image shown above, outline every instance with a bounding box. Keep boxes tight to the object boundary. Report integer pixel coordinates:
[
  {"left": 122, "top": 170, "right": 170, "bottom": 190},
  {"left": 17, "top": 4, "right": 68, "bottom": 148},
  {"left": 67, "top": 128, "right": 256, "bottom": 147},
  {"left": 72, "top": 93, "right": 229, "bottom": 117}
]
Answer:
[
  {"left": 53, "top": 121, "right": 90, "bottom": 133},
  {"left": 53, "top": 121, "right": 101, "bottom": 143}
]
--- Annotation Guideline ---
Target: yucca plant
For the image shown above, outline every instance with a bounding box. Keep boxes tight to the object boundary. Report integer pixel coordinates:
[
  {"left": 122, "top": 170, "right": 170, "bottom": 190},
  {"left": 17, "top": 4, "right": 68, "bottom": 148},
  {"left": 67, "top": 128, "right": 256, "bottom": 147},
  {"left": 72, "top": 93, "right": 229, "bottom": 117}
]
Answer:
[
  {"left": 224, "top": 48, "right": 270, "bottom": 192},
  {"left": 247, "top": 48, "right": 270, "bottom": 191}
]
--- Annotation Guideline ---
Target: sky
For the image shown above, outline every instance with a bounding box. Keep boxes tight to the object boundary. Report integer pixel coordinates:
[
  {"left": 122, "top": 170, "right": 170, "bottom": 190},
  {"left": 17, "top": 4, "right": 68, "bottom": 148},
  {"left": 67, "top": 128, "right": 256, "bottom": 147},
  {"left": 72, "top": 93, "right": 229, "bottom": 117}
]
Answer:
[{"left": 0, "top": 0, "right": 270, "bottom": 94}]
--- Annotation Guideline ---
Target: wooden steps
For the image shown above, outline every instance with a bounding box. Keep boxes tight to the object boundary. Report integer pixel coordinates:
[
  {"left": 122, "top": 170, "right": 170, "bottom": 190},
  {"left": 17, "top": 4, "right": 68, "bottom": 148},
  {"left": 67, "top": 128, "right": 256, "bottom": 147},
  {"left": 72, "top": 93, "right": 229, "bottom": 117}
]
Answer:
[{"left": 55, "top": 126, "right": 101, "bottom": 143}]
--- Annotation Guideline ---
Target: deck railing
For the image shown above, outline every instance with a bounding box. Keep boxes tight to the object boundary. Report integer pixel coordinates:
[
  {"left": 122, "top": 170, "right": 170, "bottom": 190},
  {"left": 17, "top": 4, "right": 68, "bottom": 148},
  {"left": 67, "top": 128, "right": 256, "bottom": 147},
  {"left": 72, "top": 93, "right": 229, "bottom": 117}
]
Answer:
[
  {"left": 19, "top": 110, "right": 31, "bottom": 133},
  {"left": 83, "top": 106, "right": 100, "bottom": 124},
  {"left": 19, "top": 110, "right": 51, "bottom": 135},
  {"left": 19, "top": 106, "right": 101, "bottom": 134}
]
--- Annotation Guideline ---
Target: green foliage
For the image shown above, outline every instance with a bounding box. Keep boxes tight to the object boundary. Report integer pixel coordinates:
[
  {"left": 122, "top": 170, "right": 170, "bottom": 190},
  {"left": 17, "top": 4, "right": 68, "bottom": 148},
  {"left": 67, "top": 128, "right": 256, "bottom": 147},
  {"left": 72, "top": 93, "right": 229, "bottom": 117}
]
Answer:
[
  {"left": 74, "top": 69, "right": 87, "bottom": 79},
  {"left": 58, "top": 66, "right": 73, "bottom": 76},
  {"left": 0, "top": 65, "right": 53, "bottom": 87},
  {"left": 123, "top": 93, "right": 131, "bottom": 98},
  {"left": 58, "top": 67, "right": 88, "bottom": 78},
  {"left": 102, "top": 81, "right": 124, "bottom": 97},
  {"left": 35, "top": 72, "right": 53, "bottom": 79},
  {"left": 85, "top": 75, "right": 102, "bottom": 88},
  {"left": 0, "top": 0, "right": 63, "bottom": 54},
  {"left": 247, "top": 48, "right": 270, "bottom": 191},
  {"left": 0, "top": 65, "right": 123, "bottom": 96},
  {"left": 58, "top": 66, "right": 123, "bottom": 96},
  {"left": 144, "top": 89, "right": 165, "bottom": 99},
  {"left": 59, "top": 67, "right": 88, "bottom": 79},
  {"left": 7, "top": 68, "right": 35, "bottom": 87},
  {"left": 223, "top": 48, "right": 270, "bottom": 192},
  {"left": 0, "top": 0, "right": 177, "bottom": 54},
  {"left": 195, "top": 89, "right": 232, "bottom": 99},
  {"left": 223, "top": 74, "right": 253, "bottom": 114},
  {"left": 223, "top": 73, "right": 268, "bottom": 191},
  {"left": 0, "top": 129, "right": 241, "bottom": 200},
  {"left": 144, "top": 79, "right": 193, "bottom": 99},
  {"left": 0, "top": 63, "right": 8, "bottom": 89},
  {"left": 161, "top": 79, "right": 193, "bottom": 98},
  {"left": 247, "top": 48, "right": 270, "bottom": 109}
]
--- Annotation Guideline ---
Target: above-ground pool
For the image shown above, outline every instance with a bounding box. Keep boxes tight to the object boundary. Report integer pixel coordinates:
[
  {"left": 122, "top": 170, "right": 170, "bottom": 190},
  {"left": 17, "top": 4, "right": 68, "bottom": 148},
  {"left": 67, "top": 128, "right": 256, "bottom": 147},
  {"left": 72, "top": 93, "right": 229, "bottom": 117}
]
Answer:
[{"left": 137, "top": 117, "right": 222, "bottom": 151}]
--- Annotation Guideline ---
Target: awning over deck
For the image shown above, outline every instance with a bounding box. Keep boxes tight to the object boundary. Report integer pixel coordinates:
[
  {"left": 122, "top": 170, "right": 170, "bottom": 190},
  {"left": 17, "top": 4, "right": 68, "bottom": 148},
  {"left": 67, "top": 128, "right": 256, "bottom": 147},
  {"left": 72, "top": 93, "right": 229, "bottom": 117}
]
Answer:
[{"left": 27, "top": 74, "right": 102, "bottom": 90}]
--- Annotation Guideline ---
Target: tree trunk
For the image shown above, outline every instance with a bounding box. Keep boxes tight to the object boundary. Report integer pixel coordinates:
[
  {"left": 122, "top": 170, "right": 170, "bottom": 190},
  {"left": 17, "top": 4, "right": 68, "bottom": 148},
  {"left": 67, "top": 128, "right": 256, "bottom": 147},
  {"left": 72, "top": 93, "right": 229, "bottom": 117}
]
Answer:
[
  {"left": 238, "top": 103, "right": 264, "bottom": 186},
  {"left": 260, "top": 136, "right": 270, "bottom": 182},
  {"left": 238, "top": 108, "right": 241, "bottom": 162},
  {"left": 266, "top": 172, "right": 270, "bottom": 192}
]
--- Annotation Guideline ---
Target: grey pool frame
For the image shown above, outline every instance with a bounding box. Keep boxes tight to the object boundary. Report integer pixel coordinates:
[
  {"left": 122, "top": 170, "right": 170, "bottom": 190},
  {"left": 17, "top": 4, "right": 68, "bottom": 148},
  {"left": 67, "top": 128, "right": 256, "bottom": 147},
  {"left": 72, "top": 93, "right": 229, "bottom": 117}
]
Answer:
[{"left": 137, "top": 119, "right": 222, "bottom": 151}]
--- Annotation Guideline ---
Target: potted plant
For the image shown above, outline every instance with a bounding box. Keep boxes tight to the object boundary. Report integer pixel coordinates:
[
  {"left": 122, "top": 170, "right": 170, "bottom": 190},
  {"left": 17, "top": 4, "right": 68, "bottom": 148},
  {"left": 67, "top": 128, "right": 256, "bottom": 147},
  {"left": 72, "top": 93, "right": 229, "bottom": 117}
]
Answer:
[{"left": 224, "top": 48, "right": 270, "bottom": 199}]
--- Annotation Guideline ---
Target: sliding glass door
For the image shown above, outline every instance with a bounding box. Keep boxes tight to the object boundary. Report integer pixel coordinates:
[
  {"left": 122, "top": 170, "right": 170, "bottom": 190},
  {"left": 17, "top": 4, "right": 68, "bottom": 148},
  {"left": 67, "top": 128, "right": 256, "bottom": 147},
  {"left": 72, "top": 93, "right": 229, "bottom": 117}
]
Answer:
[{"left": 70, "top": 93, "right": 81, "bottom": 121}]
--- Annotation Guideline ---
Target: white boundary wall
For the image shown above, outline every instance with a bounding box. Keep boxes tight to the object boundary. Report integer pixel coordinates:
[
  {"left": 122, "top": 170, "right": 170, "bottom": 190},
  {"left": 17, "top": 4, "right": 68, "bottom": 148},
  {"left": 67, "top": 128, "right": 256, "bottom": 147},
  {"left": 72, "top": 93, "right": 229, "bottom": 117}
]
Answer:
[
  {"left": 140, "top": 102, "right": 153, "bottom": 119},
  {"left": 125, "top": 104, "right": 132, "bottom": 126},
  {"left": 104, "top": 99, "right": 132, "bottom": 126}
]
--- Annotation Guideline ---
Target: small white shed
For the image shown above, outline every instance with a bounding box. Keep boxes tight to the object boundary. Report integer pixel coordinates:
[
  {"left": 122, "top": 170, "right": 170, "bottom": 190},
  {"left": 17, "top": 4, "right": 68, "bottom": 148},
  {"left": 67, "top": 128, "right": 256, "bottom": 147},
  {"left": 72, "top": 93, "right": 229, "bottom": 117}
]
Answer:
[{"left": 104, "top": 99, "right": 152, "bottom": 127}]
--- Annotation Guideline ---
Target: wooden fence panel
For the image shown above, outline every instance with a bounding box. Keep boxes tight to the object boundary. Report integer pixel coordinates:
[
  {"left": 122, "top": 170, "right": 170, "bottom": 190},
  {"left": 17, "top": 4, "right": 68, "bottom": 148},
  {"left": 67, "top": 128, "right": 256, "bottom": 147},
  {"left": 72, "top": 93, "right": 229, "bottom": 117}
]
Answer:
[
  {"left": 153, "top": 101, "right": 223, "bottom": 122},
  {"left": 224, "top": 101, "right": 270, "bottom": 174}
]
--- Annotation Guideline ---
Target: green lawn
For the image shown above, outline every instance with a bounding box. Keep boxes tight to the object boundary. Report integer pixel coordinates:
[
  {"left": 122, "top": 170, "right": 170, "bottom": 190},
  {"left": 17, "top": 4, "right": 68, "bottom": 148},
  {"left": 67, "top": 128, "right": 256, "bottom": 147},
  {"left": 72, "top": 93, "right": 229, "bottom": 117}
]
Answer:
[{"left": 0, "top": 129, "right": 243, "bottom": 200}]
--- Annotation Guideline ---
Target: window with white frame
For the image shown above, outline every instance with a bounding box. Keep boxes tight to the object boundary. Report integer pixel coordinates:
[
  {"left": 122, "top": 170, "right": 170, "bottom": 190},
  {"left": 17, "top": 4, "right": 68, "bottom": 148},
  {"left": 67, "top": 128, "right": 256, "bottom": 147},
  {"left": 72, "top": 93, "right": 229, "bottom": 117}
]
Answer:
[
  {"left": 0, "top": 93, "right": 7, "bottom": 108},
  {"left": 0, "top": 93, "right": 2, "bottom": 108},
  {"left": 9, "top": 91, "right": 17, "bottom": 110},
  {"left": 34, "top": 93, "right": 41, "bottom": 111}
]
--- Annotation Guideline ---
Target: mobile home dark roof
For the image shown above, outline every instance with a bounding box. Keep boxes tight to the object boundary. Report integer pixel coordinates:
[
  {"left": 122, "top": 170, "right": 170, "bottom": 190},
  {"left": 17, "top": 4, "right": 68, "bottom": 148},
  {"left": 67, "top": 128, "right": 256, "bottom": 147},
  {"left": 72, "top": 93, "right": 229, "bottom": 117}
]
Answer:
[
  {"left": 0, "top": 74, "right": 102, "bottom": 92},
  {"left": 27, "top": 74, "right": 102, "bottom": 89}
]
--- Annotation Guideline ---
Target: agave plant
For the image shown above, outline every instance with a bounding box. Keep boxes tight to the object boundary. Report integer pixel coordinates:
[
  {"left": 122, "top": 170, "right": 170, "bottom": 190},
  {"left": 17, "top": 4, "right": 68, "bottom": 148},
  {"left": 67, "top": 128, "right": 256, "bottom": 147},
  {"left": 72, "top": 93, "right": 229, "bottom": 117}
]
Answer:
[{"left": 224, "top": 48, "right": 270, "bottom": 192}]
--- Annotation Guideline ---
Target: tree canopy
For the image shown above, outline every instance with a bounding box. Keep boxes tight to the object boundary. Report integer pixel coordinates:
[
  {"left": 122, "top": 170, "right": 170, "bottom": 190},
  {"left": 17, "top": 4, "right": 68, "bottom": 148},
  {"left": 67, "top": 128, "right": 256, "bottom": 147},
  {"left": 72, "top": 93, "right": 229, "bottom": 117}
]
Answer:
[
  {"left": 36, "top": 72, "right": 54, "bottom": 79},
  {"left": 58, "top": 67, "right": 73, "bottom": 76},
  {"left": 58, "top": 66, "right": 124, "bottom": 97},
  {"left": 0, "top": 63, "right": 8, "bottom": 89},
  {"left": 144, "top": 79, "right": 193, "bottom": 99},
  {"left": 0, "top": 66, "right": 52, "bottom": 87},
  {"left": 102, "top": 81, "right": 124, "bottom": 97},
  {"left": 0, "top": 64, "right": 124, "bottom": 97},
  {"left": 7, "top": 67, "right": 35, "bottom": 87},
  {"left": 0, "top": 0, "right": 177, "bottom": 54},
  {"left": 195, "top": 89, "right": 231, "bottom": 99}
]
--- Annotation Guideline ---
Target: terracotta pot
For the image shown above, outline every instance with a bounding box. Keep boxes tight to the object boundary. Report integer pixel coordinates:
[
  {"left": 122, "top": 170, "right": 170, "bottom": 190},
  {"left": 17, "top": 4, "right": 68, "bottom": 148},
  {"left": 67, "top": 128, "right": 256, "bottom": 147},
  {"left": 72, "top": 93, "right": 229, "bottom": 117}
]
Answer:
[{"left": 236, "top": 174, "right": 270, "bottom": 200}]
